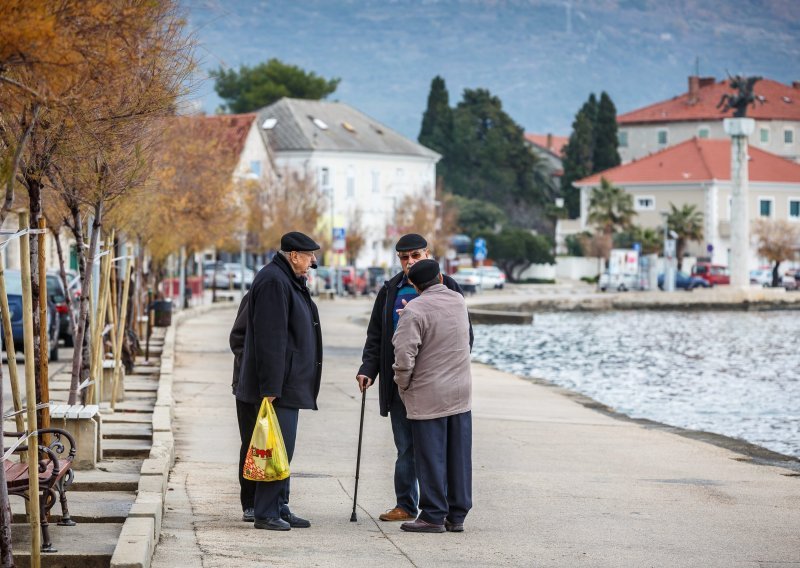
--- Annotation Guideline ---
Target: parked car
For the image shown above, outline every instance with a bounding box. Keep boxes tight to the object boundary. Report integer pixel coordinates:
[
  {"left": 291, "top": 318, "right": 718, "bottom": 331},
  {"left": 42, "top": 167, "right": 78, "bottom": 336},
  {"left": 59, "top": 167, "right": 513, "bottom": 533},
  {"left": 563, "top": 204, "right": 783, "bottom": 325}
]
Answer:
[
  {"left": 204, "top": 262, "right": 255, "bottom": 290},
  {"left": 657, "top": 271, "right": 711, "bottom": 291},
  {"left": 337, "top": 266, "right": 366, "bottom": 295},
  {"left": 691, "top": 262, "right": 730, "bottom": 286},
  {"left": 598, "top": 271, "right": 639, "bottom": 292},
  {"left": 476, "top": 266, "right": 506, "bottom": 289},
  {"left": 452, "top": 268, "right": 482, "bottom": 293},
  {"left": 2, "top": 270, "right": 60, "bottom": 360},
  {"left": 749, "top": 268, "right": 773, "bottom": 287},
  {"left": 47, "top": 272, "right": 74, "bottom": 346}
]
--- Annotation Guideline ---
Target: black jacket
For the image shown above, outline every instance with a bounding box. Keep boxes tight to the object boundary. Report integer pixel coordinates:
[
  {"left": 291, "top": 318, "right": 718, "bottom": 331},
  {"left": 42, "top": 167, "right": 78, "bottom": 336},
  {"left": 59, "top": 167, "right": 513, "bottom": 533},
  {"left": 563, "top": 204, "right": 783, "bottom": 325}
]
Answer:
[
  {"left": 358, "top": 271, "right": 472, "bottom": 417},
  {"left": 229, "top": 293, "right": 249, "bottom": 395},
  {"left": 236, "top": 254, "right": 323, "bottom": 409}
]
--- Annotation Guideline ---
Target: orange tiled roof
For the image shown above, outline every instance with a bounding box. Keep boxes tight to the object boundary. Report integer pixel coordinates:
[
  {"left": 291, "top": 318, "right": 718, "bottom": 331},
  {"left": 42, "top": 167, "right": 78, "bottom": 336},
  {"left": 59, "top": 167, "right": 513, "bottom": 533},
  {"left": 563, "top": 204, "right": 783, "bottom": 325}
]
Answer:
[
  {"left": 575, "top": 138, "right": 800, "bottom": 186},
  {"left": 525, "top": 133, "right": 568, "bottom": 157},
  {"left": 618, "top": 78, "right": 800, "bottom": 124}
]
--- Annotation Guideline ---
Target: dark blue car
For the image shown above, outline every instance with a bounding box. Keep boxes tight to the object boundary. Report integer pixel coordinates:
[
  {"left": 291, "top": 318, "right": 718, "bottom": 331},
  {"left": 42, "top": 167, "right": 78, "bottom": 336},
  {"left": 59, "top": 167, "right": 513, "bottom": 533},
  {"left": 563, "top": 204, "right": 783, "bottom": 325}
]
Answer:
[
  {"left": 2, "top": 269, "right": 60, "bottom": 360},
  {"left": 657, "top": 271, "right": 711, "bottom": 291}
]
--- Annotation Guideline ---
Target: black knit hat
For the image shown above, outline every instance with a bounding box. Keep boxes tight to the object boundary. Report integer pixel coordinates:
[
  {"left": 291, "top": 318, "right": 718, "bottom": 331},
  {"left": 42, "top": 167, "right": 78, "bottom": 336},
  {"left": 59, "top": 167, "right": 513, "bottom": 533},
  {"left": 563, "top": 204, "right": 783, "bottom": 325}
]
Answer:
[
  {"left": 407, "top": 259, "right": 440, "bottom": 287},
  {"left": 280, "top": 231, "right": 320, "bottom": 252},
  {"left": 395, "top": 233, "right": 428, "bottom": 252}
]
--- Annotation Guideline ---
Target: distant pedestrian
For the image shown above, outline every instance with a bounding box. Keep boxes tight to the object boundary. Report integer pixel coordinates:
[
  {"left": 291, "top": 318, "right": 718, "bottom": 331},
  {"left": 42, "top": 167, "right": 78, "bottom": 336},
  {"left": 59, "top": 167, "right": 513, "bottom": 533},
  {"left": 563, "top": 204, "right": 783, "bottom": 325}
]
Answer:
[
  {"left": 356, "top": 234, "right": 471, "bottom": 522},
  {"left": 392, "top": 259, "right": 473, "bottom": 533},
  {"left": 236, "top": 231, "right": 323, "bottom": 531},
  {"left": 229, "top": 292, "right": 255, "bottom": 522}
]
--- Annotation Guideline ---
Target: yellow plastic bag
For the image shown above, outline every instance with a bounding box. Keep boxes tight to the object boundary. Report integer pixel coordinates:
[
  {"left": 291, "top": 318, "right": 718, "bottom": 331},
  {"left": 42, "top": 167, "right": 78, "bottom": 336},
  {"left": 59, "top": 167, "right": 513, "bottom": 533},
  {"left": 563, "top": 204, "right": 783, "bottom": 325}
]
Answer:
[{"left": 243, "top": 398, "right": 290, "bottom": 482}]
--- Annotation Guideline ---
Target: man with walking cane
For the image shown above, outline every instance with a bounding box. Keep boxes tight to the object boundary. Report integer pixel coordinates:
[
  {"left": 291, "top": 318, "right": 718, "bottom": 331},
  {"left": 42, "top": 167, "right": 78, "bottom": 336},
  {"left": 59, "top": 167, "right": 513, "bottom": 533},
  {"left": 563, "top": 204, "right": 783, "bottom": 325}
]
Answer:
[
  {"left": 356, "top": 234, "right": 471, "bottom": 522},
  {"left": 237, "top": 231, "right": 323, "bottom": 531}
]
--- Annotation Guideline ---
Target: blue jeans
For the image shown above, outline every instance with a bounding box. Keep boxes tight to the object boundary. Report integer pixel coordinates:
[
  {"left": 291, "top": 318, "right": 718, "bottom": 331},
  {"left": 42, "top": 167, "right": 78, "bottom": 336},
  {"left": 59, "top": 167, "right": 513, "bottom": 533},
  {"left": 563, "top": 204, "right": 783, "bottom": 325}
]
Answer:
[{"left": 389, "top": 396, "right": 419, "bottom": 515}]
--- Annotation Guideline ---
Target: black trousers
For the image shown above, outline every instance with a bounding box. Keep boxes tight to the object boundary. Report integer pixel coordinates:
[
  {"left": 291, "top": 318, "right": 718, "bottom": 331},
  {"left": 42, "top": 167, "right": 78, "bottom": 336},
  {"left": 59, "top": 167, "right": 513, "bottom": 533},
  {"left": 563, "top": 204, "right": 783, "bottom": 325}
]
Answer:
[
  {"left": 253, "top": 405, "right": 299, "bottom": 520},
  {"left": 410, "top": 411, "right": 472, "bottom": 525},
  {"left": 236, "top": 399, "right": 258, "bottom": 511}
]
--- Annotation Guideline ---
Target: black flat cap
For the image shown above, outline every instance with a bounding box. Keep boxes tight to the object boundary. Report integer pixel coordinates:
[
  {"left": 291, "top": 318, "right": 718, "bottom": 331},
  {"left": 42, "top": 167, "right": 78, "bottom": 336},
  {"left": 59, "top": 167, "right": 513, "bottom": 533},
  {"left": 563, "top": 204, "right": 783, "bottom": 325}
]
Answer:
[
  {"left": 281, "top": 231, "right": 320, "bottom": 252},
  {"left": 407, "top": 259, "right": 440, "bottom": 286},
  {"left": 396, "top": 233, "right": 427, "bottom": 252}
]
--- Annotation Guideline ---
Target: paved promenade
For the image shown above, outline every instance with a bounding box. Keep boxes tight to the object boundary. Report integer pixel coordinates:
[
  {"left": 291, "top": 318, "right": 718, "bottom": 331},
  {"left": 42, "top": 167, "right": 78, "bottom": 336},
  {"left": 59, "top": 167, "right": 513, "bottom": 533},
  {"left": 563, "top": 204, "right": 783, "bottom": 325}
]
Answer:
[{"left": 152, "top": 298, "right": 799, "bottom": 568}]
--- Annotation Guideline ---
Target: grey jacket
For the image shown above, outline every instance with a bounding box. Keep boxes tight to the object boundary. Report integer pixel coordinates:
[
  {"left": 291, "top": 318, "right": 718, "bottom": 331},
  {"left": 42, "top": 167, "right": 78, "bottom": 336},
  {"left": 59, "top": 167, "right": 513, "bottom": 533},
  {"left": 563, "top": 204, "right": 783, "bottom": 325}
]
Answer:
[{"left": 392, "top": 283, "right": 472, "bottom": 420}]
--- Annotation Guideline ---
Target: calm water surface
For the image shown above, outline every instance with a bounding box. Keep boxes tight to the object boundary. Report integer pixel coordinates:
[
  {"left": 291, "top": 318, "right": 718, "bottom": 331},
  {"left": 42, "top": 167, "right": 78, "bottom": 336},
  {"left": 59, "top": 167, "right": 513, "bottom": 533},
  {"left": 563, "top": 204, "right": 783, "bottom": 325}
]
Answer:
[{"left": 472, "top": 310, "right": 800, "bottom": 458}]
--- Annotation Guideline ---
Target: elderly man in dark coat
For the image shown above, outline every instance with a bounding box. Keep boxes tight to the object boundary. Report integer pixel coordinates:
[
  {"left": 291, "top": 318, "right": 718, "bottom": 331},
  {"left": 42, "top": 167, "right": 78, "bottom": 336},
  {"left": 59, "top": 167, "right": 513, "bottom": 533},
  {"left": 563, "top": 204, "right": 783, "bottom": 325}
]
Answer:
[
  {"left": 356, "top": 234, "right": 472, "bottom": 522},
  {"left": 236, "top": 231, "right": 323, "bottom": 531}
]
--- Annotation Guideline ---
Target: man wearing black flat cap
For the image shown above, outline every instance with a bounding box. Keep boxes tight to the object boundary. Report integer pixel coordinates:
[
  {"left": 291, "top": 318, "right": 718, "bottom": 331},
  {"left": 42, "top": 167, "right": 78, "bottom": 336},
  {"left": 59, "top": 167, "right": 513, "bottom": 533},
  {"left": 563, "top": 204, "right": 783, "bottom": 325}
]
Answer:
[
  {"left": 237, "top": 231, "right": 323, "bottom": 531},
  {"left": 393, "top": 259, "right": 472, "bottom": 533},
  {"left": 356, "top": 234, "right": 472, "bottom": 522}
]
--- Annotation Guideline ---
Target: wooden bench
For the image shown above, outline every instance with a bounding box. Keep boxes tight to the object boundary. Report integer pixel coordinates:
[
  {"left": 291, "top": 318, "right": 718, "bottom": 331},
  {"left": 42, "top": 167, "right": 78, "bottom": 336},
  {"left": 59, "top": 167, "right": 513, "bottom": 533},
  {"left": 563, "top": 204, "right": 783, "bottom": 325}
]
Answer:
[{"left": 4, "top": 428, "right": 77, "bottom": 552}]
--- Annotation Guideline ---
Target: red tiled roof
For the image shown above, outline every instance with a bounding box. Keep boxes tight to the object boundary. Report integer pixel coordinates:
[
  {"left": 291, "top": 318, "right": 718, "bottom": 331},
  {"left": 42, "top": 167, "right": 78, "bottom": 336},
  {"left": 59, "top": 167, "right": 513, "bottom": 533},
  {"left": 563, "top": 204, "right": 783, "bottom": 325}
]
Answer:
[
  {"left": 618, "top": 78, "right": 800, "bottom": 124},
  {"left": 198, "top": 113, "right": 256, "bottom": 157},
  {"left": 525, "top": 133, "right": 568, "bottom": 157},
  {"left": 575, "top": 138, "right": 800, "bottom": 186}
]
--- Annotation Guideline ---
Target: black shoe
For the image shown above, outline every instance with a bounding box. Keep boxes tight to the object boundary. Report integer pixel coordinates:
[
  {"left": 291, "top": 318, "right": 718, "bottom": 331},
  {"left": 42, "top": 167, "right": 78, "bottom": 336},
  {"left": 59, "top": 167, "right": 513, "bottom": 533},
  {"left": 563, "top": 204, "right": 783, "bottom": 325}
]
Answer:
[
  {"left": 280, "top": 511, "right": 311, "bottom": 528},
  {"left": 242, "top": 508, "right": 255, "bottom": 522},
  {"left": 254, "top": 517, "right": 291, "bottom": 531},
  {"left": 445, "top": 519, "right": 464, "bottom": 532}
]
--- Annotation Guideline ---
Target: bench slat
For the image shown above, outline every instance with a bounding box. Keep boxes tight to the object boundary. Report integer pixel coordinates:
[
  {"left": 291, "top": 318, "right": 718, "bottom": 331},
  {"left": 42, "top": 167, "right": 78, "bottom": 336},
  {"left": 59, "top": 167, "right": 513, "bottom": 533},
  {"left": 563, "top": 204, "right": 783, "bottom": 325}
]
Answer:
[{"left": 66, "top": 405, "right": 84, "bottom": 419}]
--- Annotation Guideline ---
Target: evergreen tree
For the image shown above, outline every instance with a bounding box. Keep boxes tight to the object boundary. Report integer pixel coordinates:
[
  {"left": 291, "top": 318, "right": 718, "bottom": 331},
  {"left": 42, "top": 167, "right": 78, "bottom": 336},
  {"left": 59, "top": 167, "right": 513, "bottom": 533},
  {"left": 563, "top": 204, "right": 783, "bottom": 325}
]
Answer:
[
  {"left": 446, "top": 88, "right": 544, "bottom": 208},
  {"left": 418, "top": 75, "right": 453, "bottom": 155},
  {"left": 561, "top": 107, "right": 595, "bottom": 218},
  {"left": 593, "top": 92, "right": 621, "bottom": 172},
  {"left": 210, "top": 58, "right": 340, "bottom": 113}
]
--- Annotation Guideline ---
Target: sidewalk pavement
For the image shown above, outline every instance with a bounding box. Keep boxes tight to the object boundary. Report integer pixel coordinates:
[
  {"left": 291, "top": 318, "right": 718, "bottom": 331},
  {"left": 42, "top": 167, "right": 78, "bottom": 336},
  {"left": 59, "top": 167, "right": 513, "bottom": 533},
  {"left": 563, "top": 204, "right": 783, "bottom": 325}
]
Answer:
[{"left": 152, "top": 298, "right": 800, "bottom": 568}]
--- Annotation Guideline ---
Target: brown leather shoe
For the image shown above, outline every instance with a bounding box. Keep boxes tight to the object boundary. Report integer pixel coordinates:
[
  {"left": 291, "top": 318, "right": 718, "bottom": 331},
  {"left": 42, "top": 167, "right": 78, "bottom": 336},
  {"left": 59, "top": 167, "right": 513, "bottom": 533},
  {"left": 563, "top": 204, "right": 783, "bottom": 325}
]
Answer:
[
  {"left": 400, "top": 518, "right": 445, "bottom": 533},
  {"left": 379, "top": 507, "right": 416, "bottom": 522}
]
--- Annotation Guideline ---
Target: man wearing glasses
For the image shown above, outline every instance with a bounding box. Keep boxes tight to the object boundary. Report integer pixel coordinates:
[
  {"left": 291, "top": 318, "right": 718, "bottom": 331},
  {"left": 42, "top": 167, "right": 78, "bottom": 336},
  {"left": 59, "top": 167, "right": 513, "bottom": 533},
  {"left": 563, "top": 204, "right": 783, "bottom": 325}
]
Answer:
[
  {"left": 237, "top": 231, "right": 323, "bottom": 530},
  {"left": 356, "top": 234, "right": 472, "bottom": 522}
]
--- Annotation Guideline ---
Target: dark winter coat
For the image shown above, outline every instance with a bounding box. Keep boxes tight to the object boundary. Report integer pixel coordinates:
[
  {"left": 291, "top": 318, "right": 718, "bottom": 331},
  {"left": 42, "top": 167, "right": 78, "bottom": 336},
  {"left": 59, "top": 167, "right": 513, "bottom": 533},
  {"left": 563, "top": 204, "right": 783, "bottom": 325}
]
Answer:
[
  {"left": 358, "top": 271, "right": 472, "bottom": 417},
  {"left": 236, "top": 254, "right": 323, "bottom": 409},
  {"left": 229, "top": 292, "right": 249, "bottom": 395}
]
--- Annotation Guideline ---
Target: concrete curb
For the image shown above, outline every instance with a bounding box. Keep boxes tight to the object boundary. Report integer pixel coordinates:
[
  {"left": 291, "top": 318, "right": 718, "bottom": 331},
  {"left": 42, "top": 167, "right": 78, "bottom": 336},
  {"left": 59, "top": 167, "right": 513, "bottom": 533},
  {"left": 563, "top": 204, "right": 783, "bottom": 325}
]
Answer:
[{"left": 110, "top": 301, "right": 236, "bottom": 568}]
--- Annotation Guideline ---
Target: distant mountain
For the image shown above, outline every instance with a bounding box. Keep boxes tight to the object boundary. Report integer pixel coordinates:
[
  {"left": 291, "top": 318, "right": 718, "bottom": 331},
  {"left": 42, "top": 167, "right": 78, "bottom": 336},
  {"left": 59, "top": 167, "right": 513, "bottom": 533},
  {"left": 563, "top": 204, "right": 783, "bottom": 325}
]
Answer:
[{"left": 184, "top": 0, "right": 800, "bottom": 139}]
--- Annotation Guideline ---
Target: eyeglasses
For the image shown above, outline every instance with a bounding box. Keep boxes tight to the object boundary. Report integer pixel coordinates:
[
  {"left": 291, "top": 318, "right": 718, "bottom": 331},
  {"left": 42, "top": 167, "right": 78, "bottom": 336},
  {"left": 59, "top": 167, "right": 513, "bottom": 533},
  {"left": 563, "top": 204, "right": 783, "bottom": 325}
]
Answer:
[{"left": 397, "top": 251, "right": 424, "bottom": 261}]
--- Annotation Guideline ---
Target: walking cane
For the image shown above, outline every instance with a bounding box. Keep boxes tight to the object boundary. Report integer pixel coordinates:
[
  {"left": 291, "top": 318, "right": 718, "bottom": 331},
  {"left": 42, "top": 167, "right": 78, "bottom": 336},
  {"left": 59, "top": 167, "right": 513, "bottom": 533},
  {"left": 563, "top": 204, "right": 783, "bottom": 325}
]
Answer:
[{"left": 350, "top": 387, "right": 367, "bottom": 522}]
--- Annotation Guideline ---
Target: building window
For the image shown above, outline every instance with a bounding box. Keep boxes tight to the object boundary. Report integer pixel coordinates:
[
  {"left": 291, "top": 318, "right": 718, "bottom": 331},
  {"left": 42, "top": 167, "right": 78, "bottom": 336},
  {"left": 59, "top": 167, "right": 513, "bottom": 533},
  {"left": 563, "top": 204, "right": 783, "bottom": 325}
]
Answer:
[
  {"left": 759, "top": 128, "right": 769, "bottom": 144},
  {"left": 789, "top": 199, "right": 800, "bottom": 220},
  {"left": 657, "top": 129, "right": 668, "bottom": 146},
  {"left": 759, "top": 198, "right": 773, "bottom": 218},
  {"left": 618, "top": 131, "right": 628, "bottom": 147},
  {"left": 346, "top": 166, "right": 355, "bottom": 198},
  {"left": 698, "top": 127, "right": 710, "bottom": 139},
  {"left": 320, "top": 167, "right": 330, "bottom": 188},
  {"left": 635, "top": 196, "right": 656, "bottom": 211},
  {"left": 371, "top": 171, "right": 380, "bottom": 194},
  {"left": 249, "top": 160, "right": 262, "bottom": 177},
  {"left": 785, "top": 129, "right": 794, "bottom": 144}
]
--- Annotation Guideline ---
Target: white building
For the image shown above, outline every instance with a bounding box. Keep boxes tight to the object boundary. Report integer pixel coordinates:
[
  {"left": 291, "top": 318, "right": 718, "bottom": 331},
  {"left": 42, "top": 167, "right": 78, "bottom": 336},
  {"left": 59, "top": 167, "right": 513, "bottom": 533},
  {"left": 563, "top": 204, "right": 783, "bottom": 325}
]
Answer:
[
  {"left": 574, "top": 138, "right": 800, "bottom": 269},
  {"left": 252, "top": 98, "right": 440, "bottom": 268},
  {"left": 618, "top": 76, "right": 800, "bottom": 164}
]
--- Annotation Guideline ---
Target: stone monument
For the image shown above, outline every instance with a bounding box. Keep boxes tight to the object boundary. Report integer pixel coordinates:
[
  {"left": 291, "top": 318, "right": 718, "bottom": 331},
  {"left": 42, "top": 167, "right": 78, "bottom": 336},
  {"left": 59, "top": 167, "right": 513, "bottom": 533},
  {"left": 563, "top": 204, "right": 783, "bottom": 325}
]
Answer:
[{"left": 720, "top": 75, "right": 761, "bottom": 288}]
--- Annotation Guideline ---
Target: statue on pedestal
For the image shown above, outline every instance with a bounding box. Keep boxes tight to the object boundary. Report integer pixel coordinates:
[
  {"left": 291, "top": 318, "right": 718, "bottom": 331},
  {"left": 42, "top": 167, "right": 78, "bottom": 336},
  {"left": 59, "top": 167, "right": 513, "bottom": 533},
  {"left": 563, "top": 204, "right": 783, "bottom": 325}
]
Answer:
[{"left": 717, "top": 74, "right": 762, "bottom": 117}]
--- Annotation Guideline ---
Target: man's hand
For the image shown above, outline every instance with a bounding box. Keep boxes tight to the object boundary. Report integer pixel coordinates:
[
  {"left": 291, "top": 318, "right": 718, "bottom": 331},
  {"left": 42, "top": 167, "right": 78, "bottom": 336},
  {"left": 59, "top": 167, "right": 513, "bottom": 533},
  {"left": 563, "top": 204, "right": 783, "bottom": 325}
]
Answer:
[
  {"left": 395, "top": 298, "right": 408, "bottom": 317},
  {"left": 356, "top": 375, "right": 374, "bottom": 392}
]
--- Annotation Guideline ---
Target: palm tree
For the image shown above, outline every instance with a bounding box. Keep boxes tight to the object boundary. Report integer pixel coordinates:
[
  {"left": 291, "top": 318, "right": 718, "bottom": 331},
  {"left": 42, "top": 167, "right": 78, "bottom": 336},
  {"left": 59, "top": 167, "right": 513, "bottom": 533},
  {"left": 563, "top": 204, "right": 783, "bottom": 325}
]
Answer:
[
  {"left": 587, "top": 178, "right": 636, "bottom": 237},
  {"left": 666, "top": 203, "right": 704, "bottom": 270}
]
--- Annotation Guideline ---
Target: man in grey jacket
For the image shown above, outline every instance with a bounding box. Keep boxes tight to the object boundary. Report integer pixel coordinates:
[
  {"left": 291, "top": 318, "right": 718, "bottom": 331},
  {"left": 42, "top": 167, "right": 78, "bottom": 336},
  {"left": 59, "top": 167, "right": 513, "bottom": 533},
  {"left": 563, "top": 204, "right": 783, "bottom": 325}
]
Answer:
[{"left": 392, "top": 259, "right": 473, "bottom": 534}]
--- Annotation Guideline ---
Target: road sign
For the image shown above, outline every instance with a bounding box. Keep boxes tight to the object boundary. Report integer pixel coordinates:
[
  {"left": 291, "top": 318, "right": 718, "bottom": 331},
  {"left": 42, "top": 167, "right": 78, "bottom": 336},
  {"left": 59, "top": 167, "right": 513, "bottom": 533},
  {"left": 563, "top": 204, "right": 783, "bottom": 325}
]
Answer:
[
  {"left": 332, "top": 227, "right": 346, "bottom": 252},
  {"left": 632, "top": 242, "right": 641, "bottom": 253},
  {"left": 707, "top": 243, "right": 714, "bottom": 253},
  {"left": 474, "top": 237, "right": 487, "bottom": 261}
]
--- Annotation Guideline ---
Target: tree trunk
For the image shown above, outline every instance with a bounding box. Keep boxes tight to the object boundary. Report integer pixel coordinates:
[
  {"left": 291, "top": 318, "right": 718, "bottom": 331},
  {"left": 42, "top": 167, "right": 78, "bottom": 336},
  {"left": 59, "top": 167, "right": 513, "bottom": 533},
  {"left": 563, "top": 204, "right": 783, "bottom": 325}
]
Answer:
[
  {"left": 676, "top": 238, "right": 686, "bottom": 271},
  {"left": 772, "top": 261, "right": 781, "bottom": 288},
  {"left": 68, "top": 201, "right": 103, "bottom": 404},
  {"left": 52, "top": 229, "right": 77, "bottom": 333},
  {"left": 0, "top": 362, "right": 14, "bottom": 566}
]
